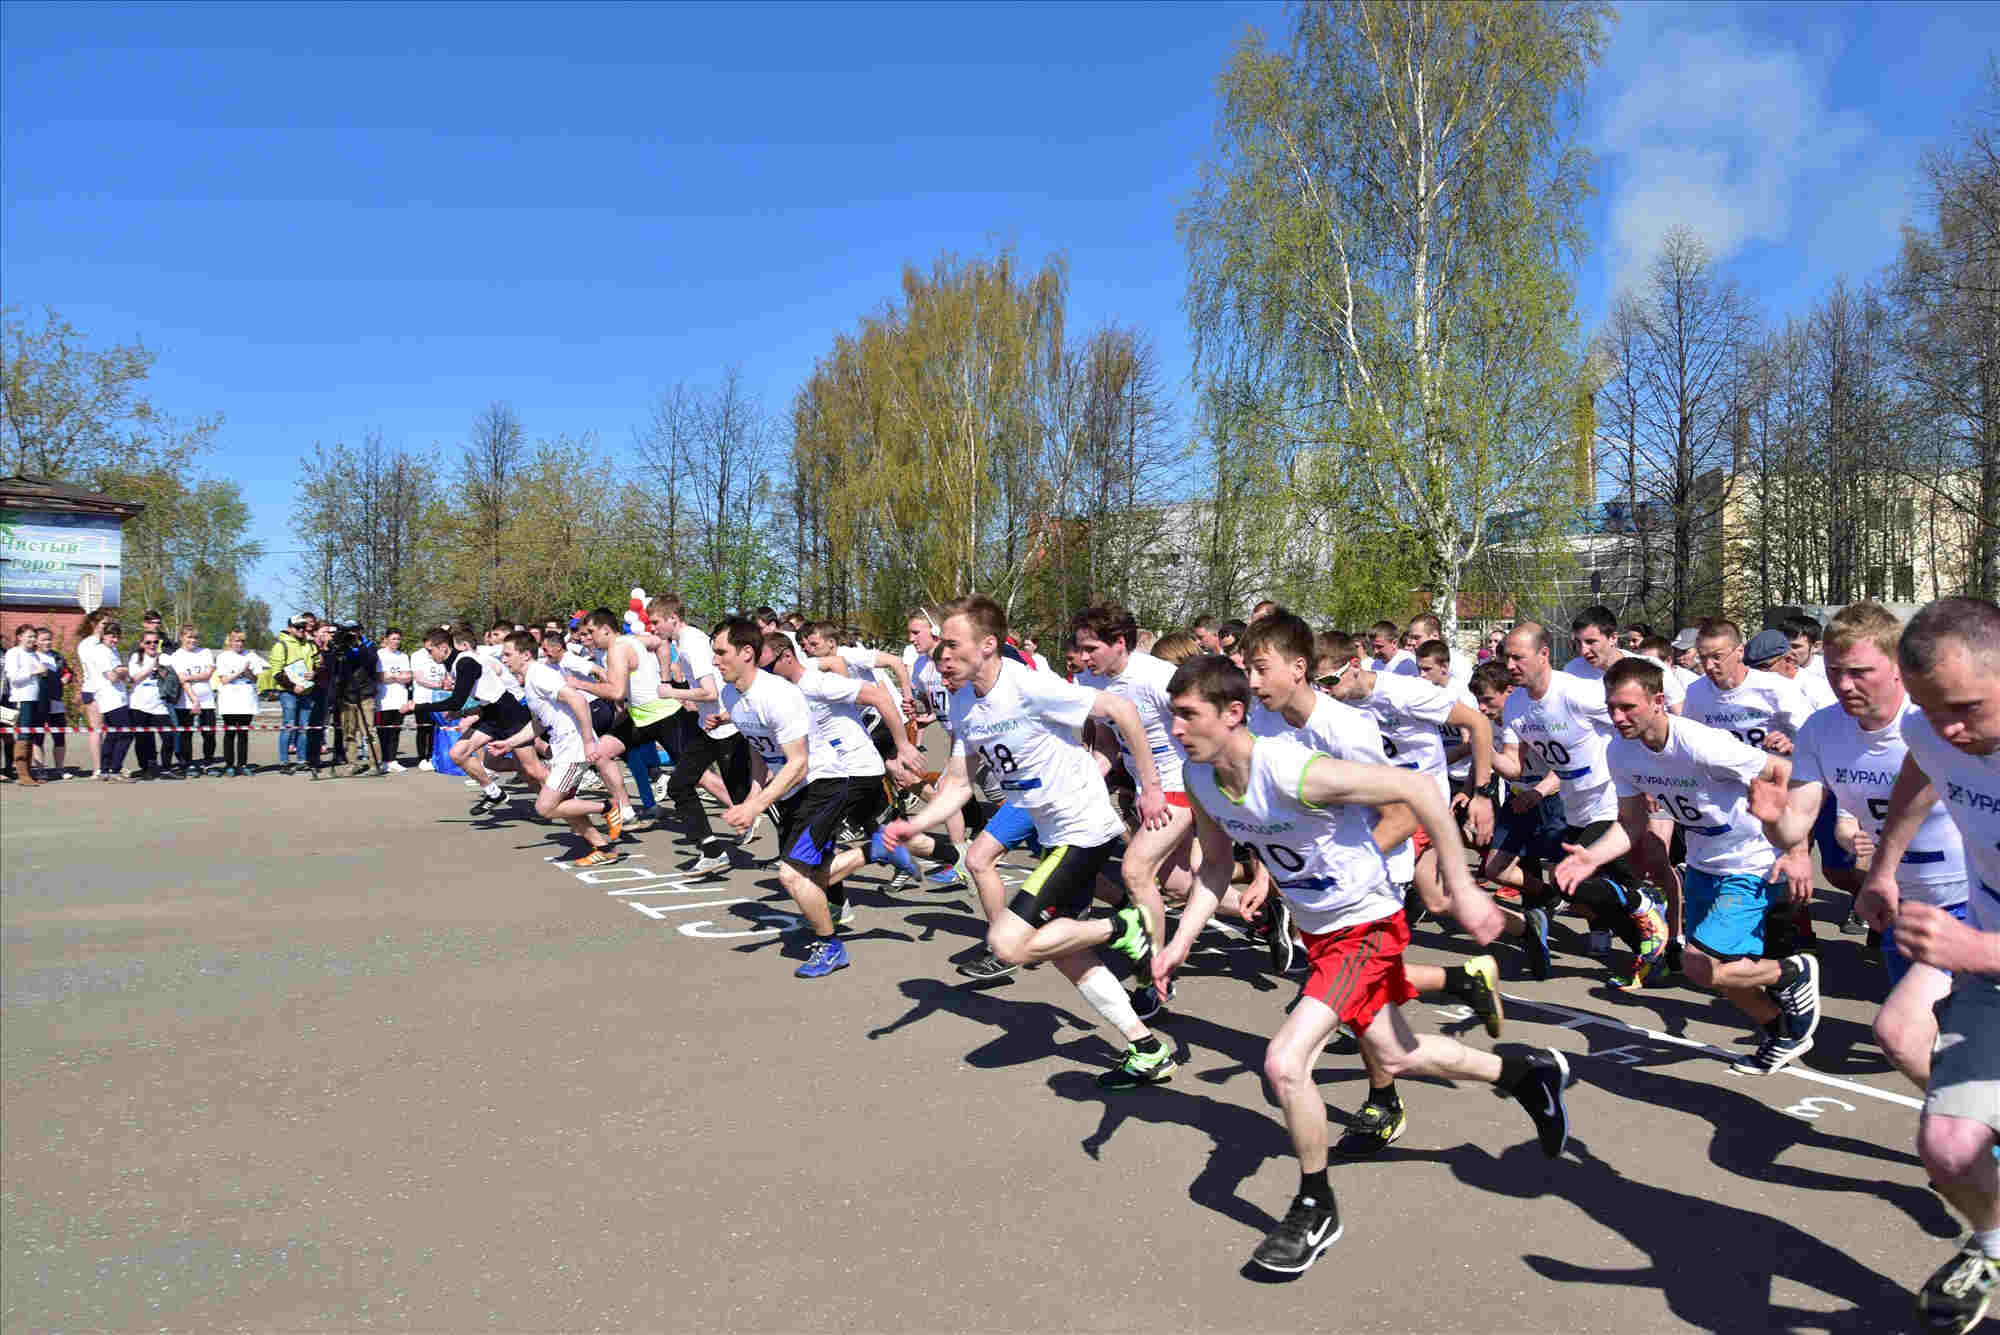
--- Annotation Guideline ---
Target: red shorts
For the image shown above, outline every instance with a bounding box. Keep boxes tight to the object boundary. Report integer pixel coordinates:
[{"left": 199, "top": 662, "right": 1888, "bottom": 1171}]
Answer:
[
  {"left": 1164, "top": 790, "right": 1191, "bottom": 810},
  {"left": 1411, "top": 825, "right": 1433, "bottom": 859},
  {"left": 1300, "top": 911, "right": 1418, "bottom": 1032}
]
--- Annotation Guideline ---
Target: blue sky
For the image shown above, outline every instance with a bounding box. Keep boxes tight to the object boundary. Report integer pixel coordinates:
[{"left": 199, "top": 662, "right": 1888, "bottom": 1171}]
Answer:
[{"left": 3, "top": 1, "right": 1994, "bottom": 614}]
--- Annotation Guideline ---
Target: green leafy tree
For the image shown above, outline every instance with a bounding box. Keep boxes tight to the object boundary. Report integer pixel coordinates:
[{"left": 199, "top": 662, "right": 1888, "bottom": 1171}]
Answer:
[{"left": 1183, "top": 0, "right": 1608, "bottom": 640}]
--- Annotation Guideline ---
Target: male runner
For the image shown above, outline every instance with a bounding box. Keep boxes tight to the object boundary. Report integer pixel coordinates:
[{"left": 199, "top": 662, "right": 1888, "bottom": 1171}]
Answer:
[
  {"left": 651, "top": 595, "right": 755, "bottom": 875},
  {"left": 1071, "top": 602, "right": 1194, "bottom": 954},
  {"left": 1556, "top": 658, "right": 1819, "bottom": 1074},
  {"left": 1492, "top": 623, "right": 1670, "bottom": 987},
  {"left": 1849, "top": 598, "right": 2000, "bottom": 1333},
  {"left": 1756, "top": 601, "right": 1967, "bottom": 1088},
  {"left": 881, "top": 595, "right": 1176, "bottom": 1089},
  {"left": 495, "top": 632, "right": 620, "bottom": 865},
  {"left": 1155, "top": 655, "right": 1572, "bottom": 1274},
  {"left": 430, "top": 627, "right": 543, "bottom": 818},
  {"left": 574, "top": 608, "right": 679, "bottom": 828}
]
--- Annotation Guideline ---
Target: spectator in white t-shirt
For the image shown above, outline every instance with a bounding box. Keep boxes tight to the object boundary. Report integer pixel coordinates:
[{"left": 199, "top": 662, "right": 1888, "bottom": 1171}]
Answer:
[
  {"left": 165, "top": 624, "right": 218, "bottom": 775},
  {"left": 4, "top": 624, "right": 45, "bottom": 784},
  {"left": 374, "top": 627, "right": 413, "bottom": 771},
  {"left": 211, "top": 628, "right": 266, "bottom": 776},
  {"left": 125, "top": 627, "right": 176, "bottom": 779}
]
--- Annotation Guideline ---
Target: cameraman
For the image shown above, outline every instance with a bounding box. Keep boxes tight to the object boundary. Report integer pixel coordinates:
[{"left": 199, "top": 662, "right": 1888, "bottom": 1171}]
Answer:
[{"left": 319, "top": 623, "right": 382, "bottom": 779}]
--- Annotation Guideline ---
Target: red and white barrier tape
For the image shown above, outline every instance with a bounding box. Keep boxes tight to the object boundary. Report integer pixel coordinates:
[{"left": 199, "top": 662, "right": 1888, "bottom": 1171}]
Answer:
[{"left": 2, "top": 721, "right": 443, "bottom": 736}]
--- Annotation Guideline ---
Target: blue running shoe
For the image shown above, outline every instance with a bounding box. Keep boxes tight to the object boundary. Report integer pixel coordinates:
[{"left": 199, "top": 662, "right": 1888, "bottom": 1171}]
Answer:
[
  {"left": 930, "top": 865, "right": 962, "bottom": 887},
  {"left": 796, "top": 937, "right": 850, "bottom": 979}
]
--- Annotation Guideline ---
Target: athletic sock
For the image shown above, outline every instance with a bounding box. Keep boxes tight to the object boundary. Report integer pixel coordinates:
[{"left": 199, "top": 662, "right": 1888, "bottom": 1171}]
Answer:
[
  {"left": 482, "top": 782, "right": 502, "bottom": 798},
  {"left": 1132, "top": 1033, "right": 1162, "bottom": 1055},
  {"left": 1300, "top": 1168, "right": 1332, "bottom": 1206},
  {"left": 1974, "top": 1228, "right": 2000, "bottom": 1259},
  {"left": 1773, "top": 956, "right": 1804, "bottom": 989},
  {"left": 929, "top": 837, "right": 959, "bottom": 867},
  {"left": 1441, "top": 964, "right": 1471, "bottom": 998},
  {"left": 1367, "top": 1082, "right": 1402, "bottom": 1111},
  {"left": 1495, "top": 1053, "right": 1530, "bottom": 1094}
]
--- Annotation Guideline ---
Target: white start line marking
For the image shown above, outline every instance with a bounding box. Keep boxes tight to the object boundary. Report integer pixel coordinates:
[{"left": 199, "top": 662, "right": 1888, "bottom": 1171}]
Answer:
[{"left": 1498, "top": 991, "right": 1922, "bottom": 1114}]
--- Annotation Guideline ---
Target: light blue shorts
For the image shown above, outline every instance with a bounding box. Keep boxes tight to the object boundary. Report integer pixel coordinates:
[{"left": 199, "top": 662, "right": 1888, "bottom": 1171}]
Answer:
[{"left": 1684, "top": 867, "right": 1784, "bottom": 961}]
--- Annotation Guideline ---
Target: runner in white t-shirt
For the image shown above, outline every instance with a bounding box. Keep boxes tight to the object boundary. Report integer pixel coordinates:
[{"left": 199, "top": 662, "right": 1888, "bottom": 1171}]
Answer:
[
  {"left": 1569, "top": 605, "right": 1685, "bottom": 711},
  {"left": 1758, "top": 601, "right": 1967, "bottom": 1091},
  {"left": 648, "top": 595, "right": 756, "bottom": 875},
  {"left": 1685, "top": 622, "right": 1814, "bottom": 752},
  {"left": 1557, "top": 657, "right": 1818, "bottom": 1076},
  {"left": 1072, "top": 603, "right": 1198, "bottom": 984},
  {"left": 1851, "top": 599, "right": 2000, "bottom": 1333},
  {"left": 1491, "top": 623, "right": 1671, "bottom": 986},
  {"left": 882, "top": 595, "right": 1177, "bottom": 1090},
  {"left": 495, "top": 633, "right": 619, "bottom": 865},
  {"left": 1156, "top": 654, "right": 1572, "bottom": 1275}
]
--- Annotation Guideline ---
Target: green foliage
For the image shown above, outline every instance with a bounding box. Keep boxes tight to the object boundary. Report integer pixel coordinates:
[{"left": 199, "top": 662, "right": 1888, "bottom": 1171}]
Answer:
[{"left": 1183, "top": 0, "right": 1607, "bottom": 637}]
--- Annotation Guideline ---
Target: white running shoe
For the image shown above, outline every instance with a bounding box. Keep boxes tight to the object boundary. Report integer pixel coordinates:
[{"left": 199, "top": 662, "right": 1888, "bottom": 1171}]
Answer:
[
  {"left": 386, "top": 761, "right": 406, "bottom": 773},
  {"left": 419, "top": 759, "right": 435, "bottom": 772}
]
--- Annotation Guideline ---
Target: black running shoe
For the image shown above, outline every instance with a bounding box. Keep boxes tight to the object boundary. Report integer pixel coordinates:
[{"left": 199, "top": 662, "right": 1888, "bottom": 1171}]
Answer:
[
  {"left": 1767, "top": 953, "right": 1821, "bottom": 1047},
  {"left": 1334, "top": 1100, "right": 1406, "bottom": 1157},
  {"left": 1917, "top": 1241, "right": 1999, "bottom": 1334},
  {"left": 1729, "top": 1026, "right": 1812, "bottom": 1076},
  {"left": 1522, "top": 906, "right": 1552, "bottom": 980},
  {"left": 469, "top": 792, "right": 502, "bottom": 816},
  {"left": 955, "top": 949, "right": 1017, "bottom": 981},
  {"left": 1509, "top": 1047, "right": 1572, "bottom": 1158},
  {"left": 1131, "top": 981, "right": 1175, "bottom": 1020},
  {"left": 1249, "top": 1194, "right": 1342, "bottom": 1274},
  {"left": 1266, "top": 897, "right": 1295, "bottom": 974}
]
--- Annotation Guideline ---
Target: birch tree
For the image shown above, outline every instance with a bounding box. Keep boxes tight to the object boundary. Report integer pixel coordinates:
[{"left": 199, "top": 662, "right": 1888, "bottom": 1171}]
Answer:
[{"left": 1183, "top": 0, "right": 1607, "bottom": 639}]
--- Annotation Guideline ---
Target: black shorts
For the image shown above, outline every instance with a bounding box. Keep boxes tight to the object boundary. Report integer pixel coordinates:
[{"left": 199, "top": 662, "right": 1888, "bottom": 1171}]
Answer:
[
  {"left": 1008, "top": 837, "right": 1125, "bottom": 928},
  {"left": 868, "top": 718, "right": 897, "bottom": 761},
  {"left": 779, "top": 776, "right": 887, "bottom": 874},
  {"left": 610, "top": 709, "right": 676, "bottom": 751},
  {"left": 588, "top": 698, "right": 616, "bottom": 736},
  {"left": 466, "top": 695, "right": 530, "bottom": 740}
]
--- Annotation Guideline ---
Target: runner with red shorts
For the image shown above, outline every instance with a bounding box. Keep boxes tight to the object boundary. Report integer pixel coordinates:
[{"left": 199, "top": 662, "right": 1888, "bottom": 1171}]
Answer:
[{"left": 1151, "top": 655, "right": 1575, "bottom": 1277}]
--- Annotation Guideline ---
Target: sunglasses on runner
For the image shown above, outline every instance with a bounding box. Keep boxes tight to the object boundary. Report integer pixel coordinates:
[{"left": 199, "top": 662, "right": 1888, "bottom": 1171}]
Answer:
[{"left": 1314, "top": 663, "right": 1351, "bottom": 690}]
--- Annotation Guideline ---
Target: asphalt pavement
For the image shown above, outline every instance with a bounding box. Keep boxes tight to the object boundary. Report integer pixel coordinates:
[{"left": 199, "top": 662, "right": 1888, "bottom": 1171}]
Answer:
[{"left": 0, "top": 741, "right": 1949, "bottom": 1332}]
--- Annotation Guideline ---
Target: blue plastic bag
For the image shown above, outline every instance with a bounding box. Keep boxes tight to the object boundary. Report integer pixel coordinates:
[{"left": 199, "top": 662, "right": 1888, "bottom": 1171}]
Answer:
[{"left": 432, "top": 724, "right": 464, "bottom": 776}]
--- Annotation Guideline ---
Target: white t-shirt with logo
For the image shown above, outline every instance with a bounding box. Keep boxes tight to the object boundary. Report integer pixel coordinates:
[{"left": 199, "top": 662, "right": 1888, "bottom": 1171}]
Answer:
[
  {"left": 724, "top": 670, "right": 812, "bottom": 802},
  {"left": 947, "top": 658, "right": 1123, "bottom": 847},
  {"left": 1501, "top": 671, "right": 1618, "bottom": 827},
  {"left": 1792, "top": 667, "right": 1838, "bottom": 712},
  {"left": 675, "top": 625, "right": 737, "bottom": 739},
  {"left": 1683, "top": 668, "right": 1813, "bottom": 750},
  {"left": 523, "top": 660, "right": 585, "bottom": 765},
  {"left": 82, "top": 639, "right": 125, "bottom": 709},
  {"left": 128, "top": 653, "right": 169, "bottom": 716},
  {"left": 1902, "top": 710, "right": 2000, "bottom": 942},
  {"left": 1359, "top": 670, "right": 1458, "bottom": 783},
  {"left": 1077, "top": 651, "right": 1187, "bottom": 792},
  {"left": 4, "top": 645, "right": 42, "bottom": 702},
  {"left": 1791, "top": 698, "right": 1967, "bottom": 905},
  {"left": 1251, "top": 693, "right": 1408, "bottom": 880},
  {"left": 213, "top": 649, "right": 267, "bottom": 716},
  {"left": 412, "top": 650, "right": 451, "bottom": 704},
  {"left": 1185, "top": 734, "right": 1398, "bottom": 935},
  {"left": 912, "top": 652, "right": 950, "bottom": 730},
  {"left": 163, "top": 646, "right": 215, "bottom": 710},
  {"left": 795, "top": 666, "right": 886, "bottom": 781},
  {"left": 375, "top": 648, "right": 411, "bottom": 712},
  {"left": 1608, "top": 716, "right": 1775, "bottom": 878}
]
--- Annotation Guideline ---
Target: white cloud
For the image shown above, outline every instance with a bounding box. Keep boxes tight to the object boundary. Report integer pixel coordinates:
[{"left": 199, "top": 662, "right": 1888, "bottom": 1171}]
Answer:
[{"left": 1591, "top": 3, "right": 1897, "bottom": 299}]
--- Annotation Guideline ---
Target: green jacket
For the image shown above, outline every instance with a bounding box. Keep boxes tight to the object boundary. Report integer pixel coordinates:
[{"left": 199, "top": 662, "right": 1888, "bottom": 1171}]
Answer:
[{"left": 261, "top": 631, "right": 316, "bottom": 694}]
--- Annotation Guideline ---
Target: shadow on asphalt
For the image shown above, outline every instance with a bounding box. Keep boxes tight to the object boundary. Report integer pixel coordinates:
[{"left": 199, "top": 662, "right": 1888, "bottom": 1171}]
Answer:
[
  {"left": 866, "top": 978, "right": 1115, "bottom": 1071},
  {"left": 1047, "top": 1068, "right": 1293, "bottom": 1236},
  {"left": 1396, "top": 1137, "right": 1911, "bottom": 1334}
]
